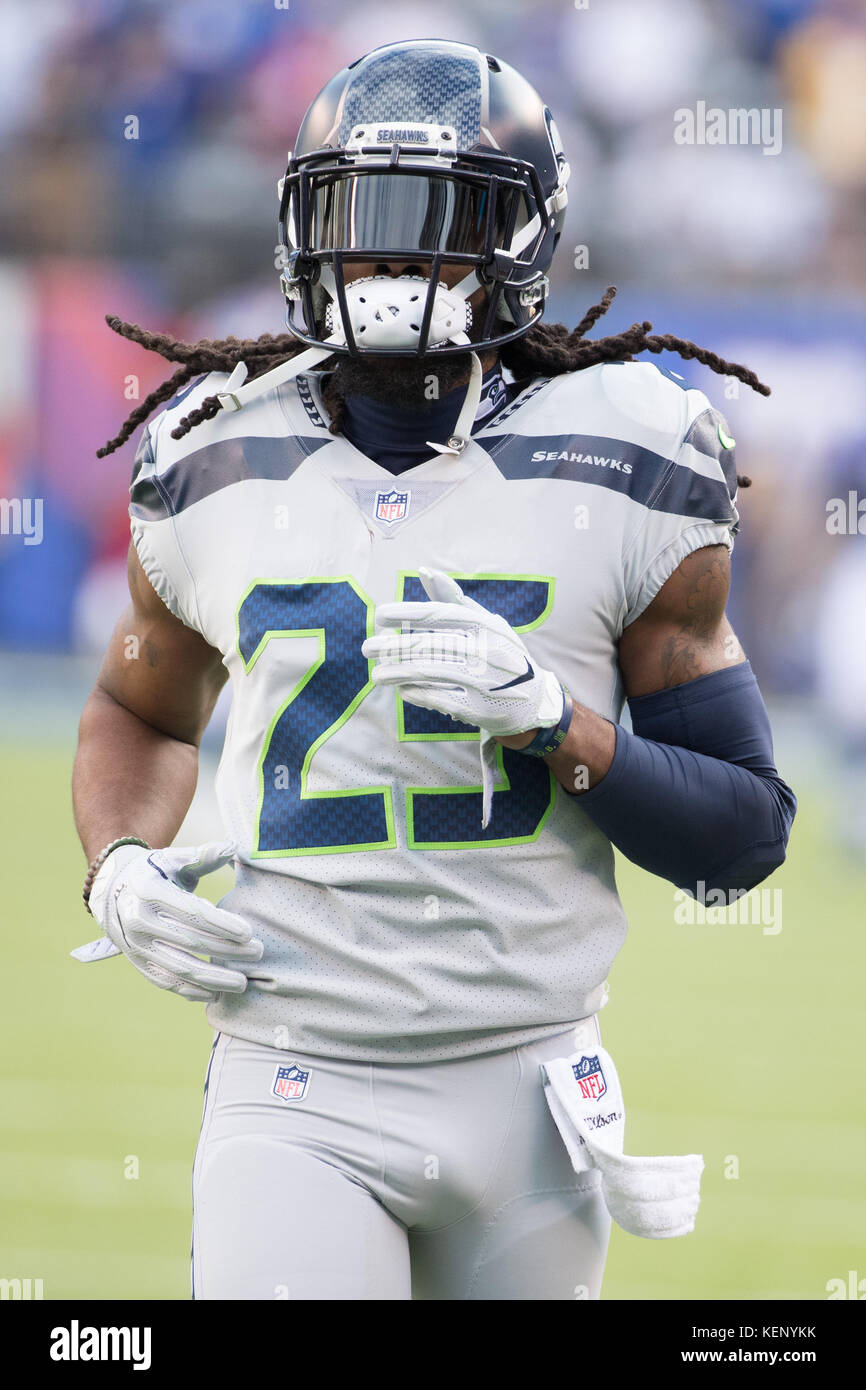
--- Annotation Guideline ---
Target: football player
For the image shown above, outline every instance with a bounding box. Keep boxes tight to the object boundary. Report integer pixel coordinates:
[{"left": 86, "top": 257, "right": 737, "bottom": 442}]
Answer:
[{"left": 72, "top": 39, "right": 795, "bottom": 1300}]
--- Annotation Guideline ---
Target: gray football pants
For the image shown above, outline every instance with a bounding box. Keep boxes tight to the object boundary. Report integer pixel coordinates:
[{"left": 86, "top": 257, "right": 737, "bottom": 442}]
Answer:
[{"left": 191, "top": 1018, "right": 611, "bottom": 1300}]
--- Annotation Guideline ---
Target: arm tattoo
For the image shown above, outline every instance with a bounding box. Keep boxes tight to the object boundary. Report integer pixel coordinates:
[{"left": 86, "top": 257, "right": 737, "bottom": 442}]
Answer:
[{"left": 657, "top": 547, "right": 730, "bottom": 688}]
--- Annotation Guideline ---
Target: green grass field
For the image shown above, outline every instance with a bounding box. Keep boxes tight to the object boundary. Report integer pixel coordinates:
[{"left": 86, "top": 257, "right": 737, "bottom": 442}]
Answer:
[{"left": 1, "top": 740, "right": 863, "bottom": 1300}]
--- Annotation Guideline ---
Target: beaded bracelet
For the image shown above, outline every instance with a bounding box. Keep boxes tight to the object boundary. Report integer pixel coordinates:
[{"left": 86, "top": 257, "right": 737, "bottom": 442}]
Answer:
[{"left": 82, "top": 836, "right": 151, "bottom": 912}]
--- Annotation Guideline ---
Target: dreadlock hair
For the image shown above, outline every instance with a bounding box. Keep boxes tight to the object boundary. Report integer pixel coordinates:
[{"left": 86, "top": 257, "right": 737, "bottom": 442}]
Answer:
[{"left": 98, "top": 287, "right": 768, "bottom": 487}]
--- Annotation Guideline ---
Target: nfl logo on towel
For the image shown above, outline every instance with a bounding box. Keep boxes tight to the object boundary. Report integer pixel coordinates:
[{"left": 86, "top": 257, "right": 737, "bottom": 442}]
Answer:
[
  {"left": 573, "top": 1054, "right": 607, "bottom": 1102},
  {"left": 272, "top": 1063, "right": 310, "bottom": 1103},
  {"left": 375, "top": 489, "right": 410, "bottom": 524}
]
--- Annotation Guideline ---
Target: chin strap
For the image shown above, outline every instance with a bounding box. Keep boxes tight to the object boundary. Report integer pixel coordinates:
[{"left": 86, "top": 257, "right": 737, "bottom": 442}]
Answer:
[
  {"left": 215, "top": 340, "right": 341, "bottom": 414},
  {"left": 424, "top": 352, "right": 483, "bottom": 457},
  {"left": 219, "top": 341, "right": 484, "bottom": 462}
]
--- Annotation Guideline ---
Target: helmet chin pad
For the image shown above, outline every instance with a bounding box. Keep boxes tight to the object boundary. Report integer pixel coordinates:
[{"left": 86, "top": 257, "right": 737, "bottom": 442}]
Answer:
[{"left": 324, "top": 275, "right": 472, "bottom": 352}]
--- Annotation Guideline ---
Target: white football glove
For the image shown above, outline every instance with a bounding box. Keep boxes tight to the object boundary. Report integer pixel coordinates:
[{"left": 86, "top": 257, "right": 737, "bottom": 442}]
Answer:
[
  {"left": 363, "top": 567, "right": 565, "bottom": 734},
  {"left": 72, "top": 840, "right": 263, "bottom": 1003},
  {"left": 362, "top": 568, "right": 566, "bottom": 827}
]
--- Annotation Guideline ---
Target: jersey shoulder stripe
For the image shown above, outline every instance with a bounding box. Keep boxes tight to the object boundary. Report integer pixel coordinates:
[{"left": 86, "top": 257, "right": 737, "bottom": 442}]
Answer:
[
  {"left": 130, "top": 433, "right": 331, "bottom": 520},
  {"left": 129, "top": 369, "right": 328, "bottom": 519},
  {"left": 480, "top": 360, "right": 737, "bottom": 526},
  {"left": 143, "top": 369, "right": 302, "bottom": 468},
  {"left": 485, "top": 432, "right": 735, "bottom": 524}
]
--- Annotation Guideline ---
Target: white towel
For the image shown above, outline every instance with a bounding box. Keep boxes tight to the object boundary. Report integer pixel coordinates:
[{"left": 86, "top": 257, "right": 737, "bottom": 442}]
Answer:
[{"left": 541, "top": 1045, "right": 704, "bottom": 1239}]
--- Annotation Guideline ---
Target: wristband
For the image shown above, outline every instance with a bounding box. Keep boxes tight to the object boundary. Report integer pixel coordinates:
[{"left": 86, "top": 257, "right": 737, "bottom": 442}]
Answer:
[
  {"left": 515, "top": 692, "right": 573, "bottom": 759},
  {"left": 82, "top": 836, "right": 151, "bottom": 912}
]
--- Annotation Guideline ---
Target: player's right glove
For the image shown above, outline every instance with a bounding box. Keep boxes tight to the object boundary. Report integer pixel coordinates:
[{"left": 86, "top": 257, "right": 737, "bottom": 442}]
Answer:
[{"left": 72, "top": 840, "right": 263, "bottom": 1003}]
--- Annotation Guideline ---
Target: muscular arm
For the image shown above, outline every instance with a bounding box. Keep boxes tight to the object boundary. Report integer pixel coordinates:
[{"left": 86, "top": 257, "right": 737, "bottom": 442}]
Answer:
[
  {"left": 72, "top": 545, "right": 227, "bottom": 863},
  {"left": 500, "top": 544, "right": 742, "bottom": 787},
  {"left": 499, "top": 544, "right": 795, "bottom": 895},
  {"left": 616, "top": 543, "right": 743, "bottom": 695}
]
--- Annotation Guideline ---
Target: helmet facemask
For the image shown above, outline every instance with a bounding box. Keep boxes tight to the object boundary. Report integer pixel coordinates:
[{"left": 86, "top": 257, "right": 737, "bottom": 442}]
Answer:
[{"left": 277, "top": 125, "right": 558, "bottom": 360}]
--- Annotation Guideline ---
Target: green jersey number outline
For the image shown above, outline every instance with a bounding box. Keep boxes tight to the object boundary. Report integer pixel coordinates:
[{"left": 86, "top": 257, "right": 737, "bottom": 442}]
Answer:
[{"left": 236, "top": 572, "right": 557, "bottom": 856}]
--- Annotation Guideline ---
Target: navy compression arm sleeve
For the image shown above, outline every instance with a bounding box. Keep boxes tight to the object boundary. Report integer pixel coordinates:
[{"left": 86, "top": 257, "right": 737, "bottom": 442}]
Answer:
[{"left": 573, "top": 662, "right": 796, "bottom": 896}]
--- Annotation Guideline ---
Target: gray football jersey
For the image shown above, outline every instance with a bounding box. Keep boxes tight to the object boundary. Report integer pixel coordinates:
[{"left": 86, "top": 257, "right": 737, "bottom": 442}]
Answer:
[{"left": 129, "top": 360, "right": 738, "bottom": 1060}]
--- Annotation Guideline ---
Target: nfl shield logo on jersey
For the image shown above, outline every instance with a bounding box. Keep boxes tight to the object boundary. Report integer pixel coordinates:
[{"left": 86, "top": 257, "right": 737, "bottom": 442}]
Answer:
[
  {"left": 271, "top": 1063, "right": 310, "bottom": 1103},
  {"left": 375, "top": 489, "right": 410, "bottom": 524},
  {"left": 572, "top": 1054, "right": 607, "bottom": 1102}
]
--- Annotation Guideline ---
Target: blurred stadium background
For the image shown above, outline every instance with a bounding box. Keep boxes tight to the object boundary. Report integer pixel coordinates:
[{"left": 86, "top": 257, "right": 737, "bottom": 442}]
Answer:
[{"left": 1, "top": 0, "right": 864, "bottom": 1301}]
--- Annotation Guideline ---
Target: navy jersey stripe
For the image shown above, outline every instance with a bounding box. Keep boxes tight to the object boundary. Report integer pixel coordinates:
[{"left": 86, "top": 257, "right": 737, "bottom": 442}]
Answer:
[
  {"left": 167, "top": 374, "right": 208, "bottom": 411},
  {"left": 130, "top": 435, "right": 331, "bottom": 520},
  {"left": 485, "top": 432, "right": 735, "bottom": 523}
]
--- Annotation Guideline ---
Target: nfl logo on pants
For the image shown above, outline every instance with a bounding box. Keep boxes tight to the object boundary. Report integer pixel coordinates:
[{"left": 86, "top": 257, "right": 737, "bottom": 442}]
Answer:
[{"left": 271, "top": 1063, "right": 310, "bottom": 1103}]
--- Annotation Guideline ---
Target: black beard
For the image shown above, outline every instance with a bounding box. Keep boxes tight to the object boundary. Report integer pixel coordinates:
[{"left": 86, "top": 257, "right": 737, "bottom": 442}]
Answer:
[{"left": 326, "top": 352, "right": 477, "bottom": 411}]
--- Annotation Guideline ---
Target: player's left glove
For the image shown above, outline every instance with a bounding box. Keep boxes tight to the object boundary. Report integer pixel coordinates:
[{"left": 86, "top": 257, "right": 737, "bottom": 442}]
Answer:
[{"left": 362, "top": 568, "right": 569, "bottom": 827}]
